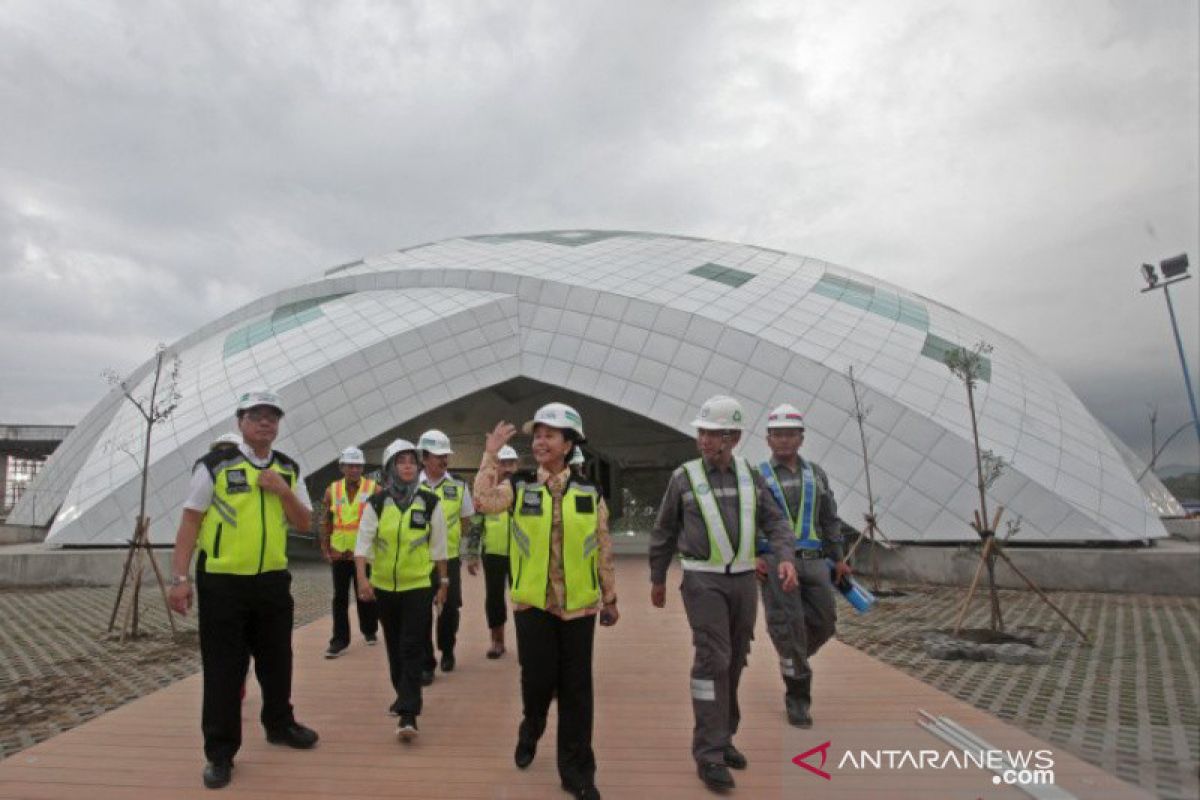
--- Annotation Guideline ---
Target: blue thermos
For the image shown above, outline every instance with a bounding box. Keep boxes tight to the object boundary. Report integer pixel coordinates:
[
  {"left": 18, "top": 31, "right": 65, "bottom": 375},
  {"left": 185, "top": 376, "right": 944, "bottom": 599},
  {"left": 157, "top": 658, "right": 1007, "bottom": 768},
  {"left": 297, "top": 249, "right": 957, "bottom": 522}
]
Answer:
[{"left": 826, "top": 559, "right": 876, "bottom": 614}]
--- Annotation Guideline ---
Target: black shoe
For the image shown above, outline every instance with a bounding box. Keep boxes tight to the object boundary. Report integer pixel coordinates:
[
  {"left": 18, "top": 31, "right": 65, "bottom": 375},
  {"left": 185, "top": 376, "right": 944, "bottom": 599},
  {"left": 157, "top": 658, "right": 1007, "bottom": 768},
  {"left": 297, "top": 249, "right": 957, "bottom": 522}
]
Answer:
[
  {"left": 397, "top": 714, "right": 419, "bottom": 741},
  {"left": 440, "top": 651, "right": 456, "bottom": 672},
  {"left": 421, "top": 669, "right": 435, "bottom": 686},
  {"left": 388, "top": 699, "right": 402, "bottom": 717},
  {"left": 266, "top": 723, "right": 319, "bottom": 749},
  {"left": 561, "top": 781, "right": 601, "bottom": 800},
  {"left": 723, "top": 744, "right": 748, "bottom": 770},
  {"left": 324, "top": 643, "right": 347, "bottom": 659},
  {"left": 786, "top": 695, "right": 813, "bottom": 728},
  {"left": 202, "top": 761, "right": 232, "bottom": 789},
  {"left": 365, "top": 635, "right": 378, "bottom": 646},
  {"left": 698, "top": 762, "right": 735, "bottom": 790},
  {"left": 514, "top": 737, "right": 537, "bottom": 769}
]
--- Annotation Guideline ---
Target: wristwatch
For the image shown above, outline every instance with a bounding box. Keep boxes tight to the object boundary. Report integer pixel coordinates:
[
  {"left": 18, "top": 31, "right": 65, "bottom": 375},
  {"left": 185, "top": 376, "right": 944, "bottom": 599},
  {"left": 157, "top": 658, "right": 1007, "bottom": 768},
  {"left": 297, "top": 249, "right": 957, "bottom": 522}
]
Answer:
[
  {"left": 439, "top": 577, "right": 450, "bottom": 585},
  {"left": 170, "top": 575, "right": 191, "bottom": 587}
]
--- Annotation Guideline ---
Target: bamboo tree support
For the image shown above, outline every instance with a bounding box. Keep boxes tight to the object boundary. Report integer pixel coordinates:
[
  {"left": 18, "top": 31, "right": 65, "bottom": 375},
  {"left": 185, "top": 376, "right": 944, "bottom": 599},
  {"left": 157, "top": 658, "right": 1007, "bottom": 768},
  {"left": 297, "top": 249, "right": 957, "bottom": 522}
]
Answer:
[
  {"left": 844, "top": 366, "right": 898, "bottom": 592},
  {"left": 105, "top": 347, "right": 181, "bottom": 639}
]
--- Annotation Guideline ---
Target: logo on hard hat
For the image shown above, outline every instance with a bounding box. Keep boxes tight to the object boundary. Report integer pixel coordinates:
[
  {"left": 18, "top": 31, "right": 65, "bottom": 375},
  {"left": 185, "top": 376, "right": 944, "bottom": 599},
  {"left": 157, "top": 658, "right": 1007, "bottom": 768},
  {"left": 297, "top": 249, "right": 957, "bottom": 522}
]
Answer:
[
  {"left": 700, "top": 408, "right": 710, "bottom": 418},
  {"left": 732, "top": 410, "right": 743, "bottom": 422}
]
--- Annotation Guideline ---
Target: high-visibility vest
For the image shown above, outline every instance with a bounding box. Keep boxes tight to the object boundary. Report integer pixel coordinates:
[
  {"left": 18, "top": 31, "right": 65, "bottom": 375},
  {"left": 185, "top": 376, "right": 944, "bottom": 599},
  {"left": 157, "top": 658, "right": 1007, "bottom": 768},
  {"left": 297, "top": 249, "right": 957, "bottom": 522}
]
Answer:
[
  {"left": 197, "top": 450, "right": 300, "bottom": 576},
  {"left": 367, "top": 489, "right": 441, "bottom": 593},
  {"left": 329, "top": 477, "right": 378, "bottom": 552},
  {"left": 482, "top": 510, "right": 510, "bottom": 556},
  {"left": 510, "top": 480, "right": 601, "bottom": 611},
  {"left": 759, "top": 460, "right": 820, "bottom": 549},
  {"left": 423, "top": 475, "right": 467, "bottom": 560},
  {"left": 679, "top": 457, "right": 757, "bottom": 573}
]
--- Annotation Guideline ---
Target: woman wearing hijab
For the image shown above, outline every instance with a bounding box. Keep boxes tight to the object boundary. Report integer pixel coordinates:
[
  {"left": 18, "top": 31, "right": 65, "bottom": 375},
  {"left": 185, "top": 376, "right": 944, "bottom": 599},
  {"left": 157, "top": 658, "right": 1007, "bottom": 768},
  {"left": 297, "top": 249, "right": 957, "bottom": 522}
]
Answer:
[
  {"left": 355, "top": 439, "right": 448, "bottom": 741},
  {"left": 474, "top": 403, "right": 618, "bottom": 800}
]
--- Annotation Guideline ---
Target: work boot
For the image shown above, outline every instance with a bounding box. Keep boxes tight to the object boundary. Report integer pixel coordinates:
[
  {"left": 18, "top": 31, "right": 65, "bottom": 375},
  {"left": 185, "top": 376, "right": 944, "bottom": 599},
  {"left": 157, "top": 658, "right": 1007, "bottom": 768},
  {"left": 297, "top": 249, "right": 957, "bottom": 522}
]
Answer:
[
  {"left": 514, "top": 716, "right": 544, "bottom": 768},
  {"left": 440, "top": 650, "right": 456, "bottom": 672},
  {"left": 324, "top": 643, "right": 347, "bottom": 659},
  {"left": 723, "top": 744, "right": 748, "bottom": 770},
  {"left": 421, "top": 669, "right": 435, "bottom": 686},
  {"left": 697, "top": 762, "right": 736, "bottom": 790},
  {"left": 561, "top": 780, "right": 602, "bottom": 800},
  {"left": 202, "top": 761, "right": 232, "bottom": 789},
  {"left": 785, "top": 676, "right": 813, "bottom": 728}
]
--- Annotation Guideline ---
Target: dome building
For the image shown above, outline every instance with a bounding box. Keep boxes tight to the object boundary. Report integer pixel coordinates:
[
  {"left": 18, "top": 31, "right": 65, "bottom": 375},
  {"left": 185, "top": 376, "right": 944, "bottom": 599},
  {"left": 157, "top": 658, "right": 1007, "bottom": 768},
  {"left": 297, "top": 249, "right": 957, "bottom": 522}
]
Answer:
[{"left": 10, "top": 230, "right": 1173, "bottom": 546}]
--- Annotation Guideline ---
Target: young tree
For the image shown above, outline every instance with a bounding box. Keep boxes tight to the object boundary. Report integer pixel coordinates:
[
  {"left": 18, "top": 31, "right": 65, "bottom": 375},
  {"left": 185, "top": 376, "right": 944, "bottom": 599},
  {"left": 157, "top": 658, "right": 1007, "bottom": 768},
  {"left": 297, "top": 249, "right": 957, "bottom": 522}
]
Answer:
[{"left": 105, "top": 345, "right": 182, "bottom": 640}]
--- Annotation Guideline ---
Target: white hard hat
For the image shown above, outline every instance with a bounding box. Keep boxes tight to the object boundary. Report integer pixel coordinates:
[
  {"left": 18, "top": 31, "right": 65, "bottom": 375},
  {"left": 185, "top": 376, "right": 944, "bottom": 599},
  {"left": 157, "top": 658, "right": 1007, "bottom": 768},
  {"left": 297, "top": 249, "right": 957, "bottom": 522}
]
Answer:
[
  {"left": 339, "top": 446, "right": 366, "bottom": 465},
  {"left": 497, "top": 445, "right": 519, "bottom": 461},
  {"left": 569, "top": 446, "right": 585, "bottom": 466},
  {"left": 522, "top": 402, "right": 585, "bottom": 440},
  {"left": 236, "top": 390, "right": 284, "bottom": 417},
  {"left": 691, "top": 395, "right": 745, "bottom": 431},
  {"left": 417, "top": 429, "right": 454, "bottom": 456},
  {"left": 210, "top": 432, "right": 242, "bottom": 450},
  {"left": 766, "top": 403, "right": 806, "bottom": 430},
  {"left": 382, "top": 438, "right": 418, "bottom": 468}
]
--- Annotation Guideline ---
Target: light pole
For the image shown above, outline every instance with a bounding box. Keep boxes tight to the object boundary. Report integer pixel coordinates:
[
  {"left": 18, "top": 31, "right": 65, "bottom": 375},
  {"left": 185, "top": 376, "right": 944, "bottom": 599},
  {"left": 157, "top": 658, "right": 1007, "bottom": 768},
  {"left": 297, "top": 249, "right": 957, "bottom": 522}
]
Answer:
[{"left": 1140, "top": 253, "right": 1200, "bottom": 460}]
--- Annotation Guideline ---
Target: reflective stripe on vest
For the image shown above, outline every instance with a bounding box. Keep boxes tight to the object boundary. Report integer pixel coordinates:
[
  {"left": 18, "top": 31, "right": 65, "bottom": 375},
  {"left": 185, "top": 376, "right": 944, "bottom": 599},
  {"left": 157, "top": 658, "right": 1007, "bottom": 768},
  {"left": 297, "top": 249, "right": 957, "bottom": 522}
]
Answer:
[
  {"left": 330, "top": 477, "right": 377, "bottom": 552},
  {"left": 680, "top": 458, "right": 757, "bottom": 573},
  {"left": 369, "top": 495, "right": 434, "bottom": 593},
  {"left": 759, "top": 461, "right": 820, "bottom": 549},
  {"left": 482, "top": 510, "right": 510, "bottom": 556},
  {"left": 510, "top": 482, "right": 601, "bottom": 611},
  {"left": 200, "top": 457, "right": 296, "bottom": 575},
  {"left": 425, "top": 477, "right": 465, "bottom": 559}
]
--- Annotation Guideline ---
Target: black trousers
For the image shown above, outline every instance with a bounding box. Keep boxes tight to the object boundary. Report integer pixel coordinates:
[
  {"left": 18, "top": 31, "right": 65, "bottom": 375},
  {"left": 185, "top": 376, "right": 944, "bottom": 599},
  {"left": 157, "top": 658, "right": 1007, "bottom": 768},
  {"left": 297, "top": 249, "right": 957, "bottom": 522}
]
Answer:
[
  {"left": 196, "top": 559, "right": 295, "bottom": 765},
  {"left": 424, "top": 558, "right": 462, "bottom": 669},
  {"left": 482, "top": 553, "right": 510, "bottom": 629},
  {"left": 376, "top": 586, "right": 434, "bottom": 716},
  {"left": 515, "top": 608, "right": 597, "bottom": 789},
  {"left": 329, "top": 559, "right": 378, "bottom": 647}
]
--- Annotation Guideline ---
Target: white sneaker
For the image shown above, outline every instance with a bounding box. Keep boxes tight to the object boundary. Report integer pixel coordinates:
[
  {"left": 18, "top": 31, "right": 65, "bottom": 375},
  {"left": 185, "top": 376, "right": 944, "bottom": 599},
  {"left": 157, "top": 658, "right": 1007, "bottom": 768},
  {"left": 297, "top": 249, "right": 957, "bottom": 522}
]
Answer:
[{"left": 397, "top": 715, "right": 419, "bottom": 741}]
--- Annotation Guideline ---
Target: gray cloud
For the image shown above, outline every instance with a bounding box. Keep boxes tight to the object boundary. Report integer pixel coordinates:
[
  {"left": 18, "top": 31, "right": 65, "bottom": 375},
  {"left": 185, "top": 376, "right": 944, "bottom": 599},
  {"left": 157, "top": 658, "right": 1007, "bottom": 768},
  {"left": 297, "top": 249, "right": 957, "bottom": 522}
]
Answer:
[{"left": 1, "top": 0, "right": 1197, "bottom": 469}]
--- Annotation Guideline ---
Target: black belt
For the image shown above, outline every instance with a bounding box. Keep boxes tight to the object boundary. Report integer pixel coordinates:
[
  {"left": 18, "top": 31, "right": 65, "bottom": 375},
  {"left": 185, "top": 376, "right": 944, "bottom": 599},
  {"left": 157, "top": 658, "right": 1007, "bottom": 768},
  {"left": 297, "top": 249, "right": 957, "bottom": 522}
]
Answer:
[{"left": 796, "top": 548, "right": 824, "bottom": 560}]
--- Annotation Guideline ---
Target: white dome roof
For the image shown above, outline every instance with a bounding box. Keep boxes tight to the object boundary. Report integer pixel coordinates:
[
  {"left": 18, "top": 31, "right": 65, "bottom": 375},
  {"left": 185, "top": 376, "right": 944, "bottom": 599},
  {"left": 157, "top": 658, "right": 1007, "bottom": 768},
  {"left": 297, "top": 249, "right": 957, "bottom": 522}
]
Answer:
[{"left": 13, "top": 230, "right": 1166, "bottom": 546}]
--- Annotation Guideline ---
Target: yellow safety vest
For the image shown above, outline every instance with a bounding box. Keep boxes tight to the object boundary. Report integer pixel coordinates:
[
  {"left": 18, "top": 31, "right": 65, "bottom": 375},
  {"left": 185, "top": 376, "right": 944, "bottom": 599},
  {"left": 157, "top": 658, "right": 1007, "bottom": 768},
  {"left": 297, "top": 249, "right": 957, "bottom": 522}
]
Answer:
[
  {"left": 510, "top": 480, "right": 601, "bottom": 611},
  {"left": 368, "top": 489, "right": 440, "bottom": 593},
  {"left": 198, "top": 450, "right": 300, "bottom": 576},
  {"left": 482, "top": 510, "right": 510, "bottom": 556},
  {"left": 329, "top": 477, "right": 378, "bottom": 552},
  {"left": 679, "top": 457, "right": 757, "bottom": 574},
  {"left": 424, "top": 475, "right": 466, "bottom": 560}
]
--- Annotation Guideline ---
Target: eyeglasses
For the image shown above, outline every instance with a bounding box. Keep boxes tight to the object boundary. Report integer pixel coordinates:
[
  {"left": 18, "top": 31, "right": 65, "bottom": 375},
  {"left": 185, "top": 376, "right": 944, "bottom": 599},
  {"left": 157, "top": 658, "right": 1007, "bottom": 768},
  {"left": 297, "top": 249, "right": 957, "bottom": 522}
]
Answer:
[{"left": 244, "top": 409, "right": 282, "bottom": 423}]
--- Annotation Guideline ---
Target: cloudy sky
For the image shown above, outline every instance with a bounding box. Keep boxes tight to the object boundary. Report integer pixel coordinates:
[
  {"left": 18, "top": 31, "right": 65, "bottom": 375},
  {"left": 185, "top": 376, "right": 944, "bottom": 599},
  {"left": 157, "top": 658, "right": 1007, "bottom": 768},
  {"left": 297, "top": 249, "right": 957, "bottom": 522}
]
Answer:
[{"left": 2, "top": 0, "right": 1197, "bottom": 468}]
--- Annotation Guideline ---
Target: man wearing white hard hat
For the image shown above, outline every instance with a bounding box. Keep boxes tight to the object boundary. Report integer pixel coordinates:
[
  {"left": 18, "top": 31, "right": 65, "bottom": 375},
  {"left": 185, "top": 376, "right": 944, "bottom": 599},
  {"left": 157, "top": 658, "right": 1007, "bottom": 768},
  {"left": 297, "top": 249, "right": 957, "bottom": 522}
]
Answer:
[
  {"left": 474, "top": 403, "right": 618, "bottom": 800},
  {"left": 466, "top": 444, "right": 521, "bottom": 658},
  {"left": 417, "top": 428, "right": 475, "bottom": 681},
  {"left": 168, "top": 391, "right": 319, "bottom": 790},
  {"left": 756, "top": 403, "right": 848, "bottom": 728},
  {"left": 320, "top": 446, "right": 379, "bottom": 658},
  {"left": 649, "top": 395, "right": 799, "bottom": 792},
  {"left": 355, "top": 438, "right": 449, "bottom": 739}
]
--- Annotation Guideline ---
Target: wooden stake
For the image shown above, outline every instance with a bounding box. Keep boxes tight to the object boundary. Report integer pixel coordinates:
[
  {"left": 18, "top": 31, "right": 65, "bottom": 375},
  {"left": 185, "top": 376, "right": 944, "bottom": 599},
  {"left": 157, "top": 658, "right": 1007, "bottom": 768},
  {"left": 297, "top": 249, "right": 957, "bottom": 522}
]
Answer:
[{"left": 993, "top": 547, "right": 1090, "bottom": 643}]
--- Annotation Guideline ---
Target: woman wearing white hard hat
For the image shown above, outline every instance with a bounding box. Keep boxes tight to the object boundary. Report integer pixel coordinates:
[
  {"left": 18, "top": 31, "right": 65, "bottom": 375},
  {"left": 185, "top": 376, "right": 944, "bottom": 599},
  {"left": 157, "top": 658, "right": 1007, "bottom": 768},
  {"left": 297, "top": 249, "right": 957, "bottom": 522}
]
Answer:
[
  {"left": 474, "top": 403, "right": 617, "bottom": 800},
  {"left": 354, "top": 439, "right": 449, "bottom": 741},
  {"left": 321, "top": 446, "right": 379, "bottom": 658},
  {"left": 466, "top": 444, "right": 520, "bottom": 658}
]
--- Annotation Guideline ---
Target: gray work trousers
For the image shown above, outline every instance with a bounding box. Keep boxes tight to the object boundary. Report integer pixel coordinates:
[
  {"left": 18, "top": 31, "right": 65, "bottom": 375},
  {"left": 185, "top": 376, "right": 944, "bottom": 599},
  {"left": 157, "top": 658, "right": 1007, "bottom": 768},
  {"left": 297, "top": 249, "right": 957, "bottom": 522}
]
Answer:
[
  {"left": 680, "top": 570, "right": 757, "bottom": 766},
  {"left": 760, "top": 553, "right": 837, "bottom": 684}
]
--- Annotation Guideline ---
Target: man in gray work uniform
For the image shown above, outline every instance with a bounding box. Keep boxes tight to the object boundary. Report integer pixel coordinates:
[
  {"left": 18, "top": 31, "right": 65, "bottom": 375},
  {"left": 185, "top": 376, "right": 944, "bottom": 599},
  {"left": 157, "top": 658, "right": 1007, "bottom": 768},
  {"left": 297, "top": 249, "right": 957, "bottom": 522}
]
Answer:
[
  {"left": 650, "top": 395, "right": 799, "bottom": 792},
  {"left": 755, "top": 403, "right": 851, "bottom": 728}
]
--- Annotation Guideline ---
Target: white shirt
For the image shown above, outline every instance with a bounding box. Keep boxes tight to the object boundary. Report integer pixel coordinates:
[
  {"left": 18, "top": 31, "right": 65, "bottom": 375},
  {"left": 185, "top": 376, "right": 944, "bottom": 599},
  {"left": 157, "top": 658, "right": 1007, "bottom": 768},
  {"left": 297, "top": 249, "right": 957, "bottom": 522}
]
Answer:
[
  {"left": 418, "top": 470, "right": 475, "bottom": 518},
  {"left": 183, "top": 442, "right": 312, "bottom": 512},
  {"left": 354, "top": 493, "right": 449, "bottom": 561}
]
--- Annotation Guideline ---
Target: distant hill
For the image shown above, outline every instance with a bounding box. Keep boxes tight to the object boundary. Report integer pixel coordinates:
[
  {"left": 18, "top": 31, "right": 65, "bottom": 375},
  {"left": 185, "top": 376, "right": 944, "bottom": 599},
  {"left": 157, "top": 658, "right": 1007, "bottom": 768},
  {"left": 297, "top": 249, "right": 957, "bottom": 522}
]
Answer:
[
  {"left": 1162, "top": 474, "right": 1200, "bottom": 503},
  {"left": 1155, "top": 463, "right": 1200, "bottom": 480}
]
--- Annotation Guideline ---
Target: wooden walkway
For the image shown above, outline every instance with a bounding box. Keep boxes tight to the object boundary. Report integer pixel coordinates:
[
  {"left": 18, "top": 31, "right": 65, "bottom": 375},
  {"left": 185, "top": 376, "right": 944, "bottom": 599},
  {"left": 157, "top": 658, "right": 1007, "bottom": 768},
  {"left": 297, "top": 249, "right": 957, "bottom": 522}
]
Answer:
[{"left": 0, "top": 557, "right": 1151, "bottom": 799}]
